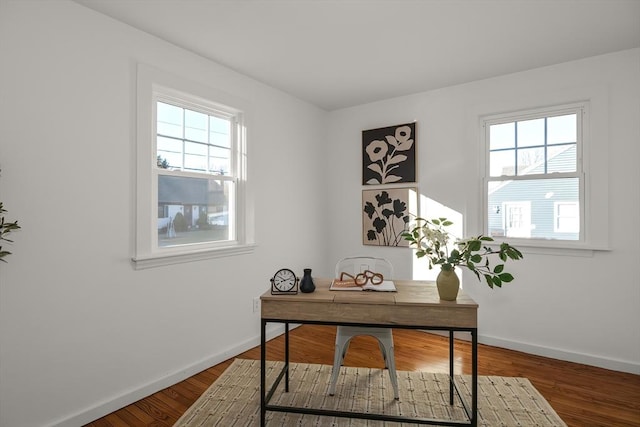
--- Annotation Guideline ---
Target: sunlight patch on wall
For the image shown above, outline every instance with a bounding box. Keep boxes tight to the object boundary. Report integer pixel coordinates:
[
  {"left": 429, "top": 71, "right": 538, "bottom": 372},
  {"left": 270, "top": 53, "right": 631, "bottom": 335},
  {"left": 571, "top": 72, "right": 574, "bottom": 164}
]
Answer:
[{"left": 410, "top": 193, "right": 463, "bottom": 282}]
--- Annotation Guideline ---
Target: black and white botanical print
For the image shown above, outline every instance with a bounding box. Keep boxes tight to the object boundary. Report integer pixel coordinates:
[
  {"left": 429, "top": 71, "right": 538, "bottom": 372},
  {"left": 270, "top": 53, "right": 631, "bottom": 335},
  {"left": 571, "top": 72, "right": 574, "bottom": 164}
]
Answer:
[
  {"left": 362, "top": 122, "right": 416, "bottom": 185},
  {"left": 363, "top": 188, "right": 417, "bottom": 247}
]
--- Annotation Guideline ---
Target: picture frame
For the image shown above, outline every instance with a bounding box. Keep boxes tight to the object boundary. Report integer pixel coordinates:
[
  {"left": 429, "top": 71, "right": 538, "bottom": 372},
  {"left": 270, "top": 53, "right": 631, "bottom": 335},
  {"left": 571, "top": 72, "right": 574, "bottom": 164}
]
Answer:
[
  {"left": 362, "top": 187, "right": 417, "bottom": 247},
  {"left": 362, "top": 122, "right": 416, "bottom": 185}
]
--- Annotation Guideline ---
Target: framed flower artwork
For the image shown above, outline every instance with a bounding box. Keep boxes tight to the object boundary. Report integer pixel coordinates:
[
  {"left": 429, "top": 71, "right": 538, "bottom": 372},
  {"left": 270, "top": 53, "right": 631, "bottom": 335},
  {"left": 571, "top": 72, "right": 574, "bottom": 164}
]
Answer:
[
  {"left": 362, "top": 122, "right": 416, "bottom": 185},
  {"left": 362, "top": 187, "right": 417, "bottom": 247}
]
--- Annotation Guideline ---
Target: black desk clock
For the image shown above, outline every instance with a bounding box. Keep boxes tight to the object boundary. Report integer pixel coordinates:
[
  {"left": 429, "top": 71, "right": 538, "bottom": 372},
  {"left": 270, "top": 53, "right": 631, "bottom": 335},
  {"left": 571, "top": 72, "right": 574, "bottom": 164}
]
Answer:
[{"left": 270, "top": 268, "right": 299, "bottom": 295}]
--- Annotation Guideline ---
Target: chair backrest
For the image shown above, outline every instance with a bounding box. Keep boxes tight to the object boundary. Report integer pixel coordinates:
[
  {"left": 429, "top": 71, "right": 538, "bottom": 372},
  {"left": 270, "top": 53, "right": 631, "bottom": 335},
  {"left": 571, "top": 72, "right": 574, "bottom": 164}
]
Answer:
[{"left": 334, "top": 256, "right": 394, "bottom": 279}]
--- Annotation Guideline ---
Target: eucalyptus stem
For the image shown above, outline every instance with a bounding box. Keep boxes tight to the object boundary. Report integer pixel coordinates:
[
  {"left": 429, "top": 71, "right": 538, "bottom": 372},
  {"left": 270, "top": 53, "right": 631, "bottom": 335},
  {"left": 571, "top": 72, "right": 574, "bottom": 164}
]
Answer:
[{"left": 403, "top": 217, "right": 523, "bottom": 289}]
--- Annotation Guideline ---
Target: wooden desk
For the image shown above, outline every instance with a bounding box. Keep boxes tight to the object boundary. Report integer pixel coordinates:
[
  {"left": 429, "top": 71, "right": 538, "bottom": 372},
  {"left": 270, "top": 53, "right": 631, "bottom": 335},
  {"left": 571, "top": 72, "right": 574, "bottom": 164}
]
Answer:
[{"left": 260, "top": 278, "right": 478, "bottom": 426}]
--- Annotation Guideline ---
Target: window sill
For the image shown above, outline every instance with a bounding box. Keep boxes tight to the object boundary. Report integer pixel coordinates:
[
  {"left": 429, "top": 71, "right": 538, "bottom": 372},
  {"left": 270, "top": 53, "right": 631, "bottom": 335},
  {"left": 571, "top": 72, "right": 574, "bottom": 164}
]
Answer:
[
  {"left": 486, "top": 239, "right": 610, "bottom": 257},
  {"left": 132, "top": 243, "right": 256, "bottom": 270}
]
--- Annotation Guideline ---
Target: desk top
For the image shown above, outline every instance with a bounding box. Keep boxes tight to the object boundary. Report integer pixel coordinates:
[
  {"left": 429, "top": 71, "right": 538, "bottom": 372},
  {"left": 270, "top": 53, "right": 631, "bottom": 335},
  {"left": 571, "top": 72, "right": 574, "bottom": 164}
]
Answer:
[{"left": 261, "top": 278, "right": 477, "bottom": 328}]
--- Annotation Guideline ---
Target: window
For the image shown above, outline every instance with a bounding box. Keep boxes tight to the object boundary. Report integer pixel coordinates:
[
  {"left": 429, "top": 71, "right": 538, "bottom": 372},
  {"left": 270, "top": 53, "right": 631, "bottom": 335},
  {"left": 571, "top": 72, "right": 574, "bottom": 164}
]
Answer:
[
  {"left": 134, "top": 65, "right": 253, "bottom": 268},
  {"left": 483, "top": 103, "right": 584, "bottom": 243},
  {"left": 155, "top": 99, "right": 236, "bottom": 248}
]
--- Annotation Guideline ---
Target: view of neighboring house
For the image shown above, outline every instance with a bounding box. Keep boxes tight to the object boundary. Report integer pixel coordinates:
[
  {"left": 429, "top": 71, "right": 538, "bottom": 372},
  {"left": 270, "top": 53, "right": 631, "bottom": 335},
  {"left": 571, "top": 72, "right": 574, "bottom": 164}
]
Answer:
[
  {"left": 157, "top": 175, "right": 229, "bottom": 245},
  {"left": 488, "top": 145, "right": 579, "bottom": 240}
]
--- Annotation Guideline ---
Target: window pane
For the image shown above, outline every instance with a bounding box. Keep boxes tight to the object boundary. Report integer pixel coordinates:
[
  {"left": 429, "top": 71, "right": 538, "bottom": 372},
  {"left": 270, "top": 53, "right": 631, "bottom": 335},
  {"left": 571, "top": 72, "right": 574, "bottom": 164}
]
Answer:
[
  {"left": 517, "top": 147, "right": 545, "bottom": 175},
  {"left": 184, "top": 109, "right": 208, "bottom": 142},
  {"left": 210, "top": 116, "right": 231, "bottom": 148},
  {"left": 209, "top": 146, "right": 231, "bottom": 175},
  {"left": 548, "top": 114, "right": 576, "bottom": 145},
  {"left": 488, "top": 181, "right": 502, "bottom": 194},
  {"left": 547, "top": 145, "right": 576, "bottom": 173},
  {"left": 157, "top": 150, "right": 183, "bottom": 169},
  {"left": 490, "top": 150, "right": 515, "bottom": 177},
  {"left": 157, "top": 136, "right": 182, "bottom": 154},
  {"left": 517, "top": 118, "right": 544, "bottom": 147},
  {"left": 184, "top": 154, "right": 207, "bottom": 171},
  {"left": 487, "top": 177, "right": 579, "bottom": 240},
  {"left": 489, "top": 122, "right": 514, "bottom": 150},
  {"left": 157, "top": 175, "right": 232, "bottom": 247},
  {"left": 157, "top": 102, "right": 183, "bottom": 138},
  {"left": 185, "top": 141, "right": 207, "bottom": 156},
  {"left": 210, "top": 131, "right": 231, "bottom": 148},
  {"left": 156, "top": 104, "right": 234, "bottom": 175}
]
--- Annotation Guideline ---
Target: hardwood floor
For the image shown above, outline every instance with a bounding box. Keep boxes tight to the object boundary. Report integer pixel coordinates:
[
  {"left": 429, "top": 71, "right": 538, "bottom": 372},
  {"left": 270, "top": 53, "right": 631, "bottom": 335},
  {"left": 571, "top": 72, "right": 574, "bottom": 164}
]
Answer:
[{"left": 85, "top": 325, "right": 640, "bottom": 427}]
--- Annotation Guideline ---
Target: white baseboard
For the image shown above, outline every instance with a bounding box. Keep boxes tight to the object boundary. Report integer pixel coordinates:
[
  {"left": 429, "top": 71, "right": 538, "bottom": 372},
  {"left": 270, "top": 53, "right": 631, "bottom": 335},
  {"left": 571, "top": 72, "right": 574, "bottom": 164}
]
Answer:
[
  {"left": 50, "top": 324, "right": 289, "bottom": 427},
  {"left": 425, "top": 330, "right": 640, "bottom": 375},
  {"left": 478, "top": 334, "right": 640, "bottom": 375}
]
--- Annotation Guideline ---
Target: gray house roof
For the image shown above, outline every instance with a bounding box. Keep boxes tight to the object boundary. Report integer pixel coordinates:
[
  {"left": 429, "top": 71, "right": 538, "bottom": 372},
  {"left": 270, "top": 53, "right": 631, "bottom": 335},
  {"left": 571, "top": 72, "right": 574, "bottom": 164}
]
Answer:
[{"left": 158, "top": 175, "right": 226, "bottom": 206}]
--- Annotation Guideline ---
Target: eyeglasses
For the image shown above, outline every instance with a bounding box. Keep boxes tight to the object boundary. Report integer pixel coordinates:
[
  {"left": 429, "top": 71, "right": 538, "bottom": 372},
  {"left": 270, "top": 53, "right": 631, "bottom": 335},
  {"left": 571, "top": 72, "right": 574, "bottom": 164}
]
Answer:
[{"left": 339, "top": 270, "right": 384, "bottom": 286}]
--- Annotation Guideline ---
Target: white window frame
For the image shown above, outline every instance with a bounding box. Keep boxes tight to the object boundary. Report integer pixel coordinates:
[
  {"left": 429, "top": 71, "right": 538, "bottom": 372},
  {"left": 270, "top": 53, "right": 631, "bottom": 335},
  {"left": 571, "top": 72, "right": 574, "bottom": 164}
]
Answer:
[
  {"left": 481, "top": 102, "right": 595, "bottom": 251},
  {"left": 133, "top": 64, "right": 254, "bottom": 269},
  {"left": 472, "top": 82, "right": 611, "bottom": 254}
]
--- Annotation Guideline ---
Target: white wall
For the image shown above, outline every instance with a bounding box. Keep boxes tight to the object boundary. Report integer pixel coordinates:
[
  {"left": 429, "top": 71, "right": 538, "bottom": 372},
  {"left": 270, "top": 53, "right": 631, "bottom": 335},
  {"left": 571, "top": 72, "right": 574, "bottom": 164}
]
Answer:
[
  {"left": 326, "top": 49, "right": 640, "bottom": 374},
  {"left": 0, "top": 1, "right": 329, "bottom": 426},
  {"left": 1, "top": 1, "right": 638, "bottom": 425}
]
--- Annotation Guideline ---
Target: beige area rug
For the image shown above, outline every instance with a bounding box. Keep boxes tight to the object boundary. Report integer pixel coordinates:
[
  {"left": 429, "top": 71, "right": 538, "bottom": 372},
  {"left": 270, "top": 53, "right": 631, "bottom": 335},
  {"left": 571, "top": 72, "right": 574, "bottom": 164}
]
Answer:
[{"left": 174, "top": 358, "right": 566, "bottom": 426}]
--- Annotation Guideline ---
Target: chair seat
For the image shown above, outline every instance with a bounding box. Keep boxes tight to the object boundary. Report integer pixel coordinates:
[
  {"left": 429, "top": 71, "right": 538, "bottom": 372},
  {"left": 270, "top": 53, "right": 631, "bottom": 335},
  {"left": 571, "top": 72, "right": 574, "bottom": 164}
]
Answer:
[{"left": 328, "top": 326, "right": 399, "bottom": 399}]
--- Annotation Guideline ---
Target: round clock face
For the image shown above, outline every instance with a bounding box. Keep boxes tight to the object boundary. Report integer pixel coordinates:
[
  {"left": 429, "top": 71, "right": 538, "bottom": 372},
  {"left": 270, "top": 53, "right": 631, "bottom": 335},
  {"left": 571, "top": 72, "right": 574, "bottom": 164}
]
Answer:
[{"left": 272, "top": 268, "right": 297, "bottom": 293}]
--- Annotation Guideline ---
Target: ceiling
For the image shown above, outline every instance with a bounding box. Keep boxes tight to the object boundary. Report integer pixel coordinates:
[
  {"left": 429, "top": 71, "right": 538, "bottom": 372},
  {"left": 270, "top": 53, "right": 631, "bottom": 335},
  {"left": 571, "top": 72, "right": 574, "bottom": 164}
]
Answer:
[{"left": 75, "top": 0, "right": 640, "bottom": 111}]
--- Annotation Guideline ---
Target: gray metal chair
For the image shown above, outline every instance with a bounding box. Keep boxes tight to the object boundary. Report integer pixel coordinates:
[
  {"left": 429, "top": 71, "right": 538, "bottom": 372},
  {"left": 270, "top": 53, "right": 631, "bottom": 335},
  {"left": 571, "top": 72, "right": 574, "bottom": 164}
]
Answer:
[{"left": 328, "top": 256, "right": 399, "bottom": 399}]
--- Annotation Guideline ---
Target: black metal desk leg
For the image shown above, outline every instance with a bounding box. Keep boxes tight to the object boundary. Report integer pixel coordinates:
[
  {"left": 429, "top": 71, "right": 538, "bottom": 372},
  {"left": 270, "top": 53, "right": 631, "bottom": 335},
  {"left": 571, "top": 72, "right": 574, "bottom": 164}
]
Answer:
[
  {"left": 260, "top": 319, "right": 267, "bottom": 427},
  {"left": 472, "top": 329, "right": 478, "bottom": 426},
  {"left": 449, "top": 330, "right": 454, "bottom": 404},
  {"left": 285, "top": 322, "right": 290, "bottom": 392}
]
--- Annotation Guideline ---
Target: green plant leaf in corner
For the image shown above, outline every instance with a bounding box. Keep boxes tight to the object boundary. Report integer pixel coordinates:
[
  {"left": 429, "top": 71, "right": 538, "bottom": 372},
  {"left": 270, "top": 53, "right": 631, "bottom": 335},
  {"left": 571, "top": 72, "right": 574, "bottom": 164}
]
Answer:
[
  {"left": 498, "top": 273, "right": 514, "bottom": 282},
  {"left": 484, "top": 274, "right": 493, "bottom": 288},
  {"left": 492, "top": 276, "right": 503, "bottom": 288},
  {"left": 0, "top": 202, "right": 20, "bottom": 263}
]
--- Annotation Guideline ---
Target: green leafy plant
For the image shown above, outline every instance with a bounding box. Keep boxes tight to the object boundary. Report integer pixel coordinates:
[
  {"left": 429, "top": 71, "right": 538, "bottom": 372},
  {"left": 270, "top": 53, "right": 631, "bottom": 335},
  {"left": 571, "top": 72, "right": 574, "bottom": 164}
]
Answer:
[
  {"left": 403, "top": 217, "right": 523, "bottom": 288},
  {"left": 0, "top": 202, "right": 20, "bottom": 262}
]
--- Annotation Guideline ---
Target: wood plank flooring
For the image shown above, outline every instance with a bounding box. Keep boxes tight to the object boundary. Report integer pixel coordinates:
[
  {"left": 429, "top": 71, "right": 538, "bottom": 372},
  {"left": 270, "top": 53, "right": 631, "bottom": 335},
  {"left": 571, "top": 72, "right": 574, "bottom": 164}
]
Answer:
[{"left": 85, "top": 325, "right": 640, "bottom": 427}]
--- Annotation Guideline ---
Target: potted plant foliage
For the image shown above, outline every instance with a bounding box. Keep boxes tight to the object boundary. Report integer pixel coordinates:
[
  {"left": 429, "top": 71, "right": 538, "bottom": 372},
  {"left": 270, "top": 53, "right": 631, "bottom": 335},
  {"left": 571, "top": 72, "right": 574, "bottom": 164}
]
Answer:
[
  {"left": 0, "top": 202, "right": 20, "bottom": 262},
  {"left": 403, "top": 217, "right": 523, "bottom": 300}
]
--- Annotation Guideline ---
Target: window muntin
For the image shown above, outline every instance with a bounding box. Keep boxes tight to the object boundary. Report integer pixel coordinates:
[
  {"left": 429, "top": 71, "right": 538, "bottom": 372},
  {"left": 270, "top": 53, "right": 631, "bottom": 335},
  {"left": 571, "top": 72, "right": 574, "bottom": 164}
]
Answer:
[
  {"left": 488, "top": 113, "right": 577, "bottom": 177},
  {"left": 484, "top": 105, "right": 583, "bottom": 242},
  {"left": 156, "top": 101, "right": 231, "bottom": 175},
  {"left": 154, "top": 98, "right": 238, "bottom": 250}
]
